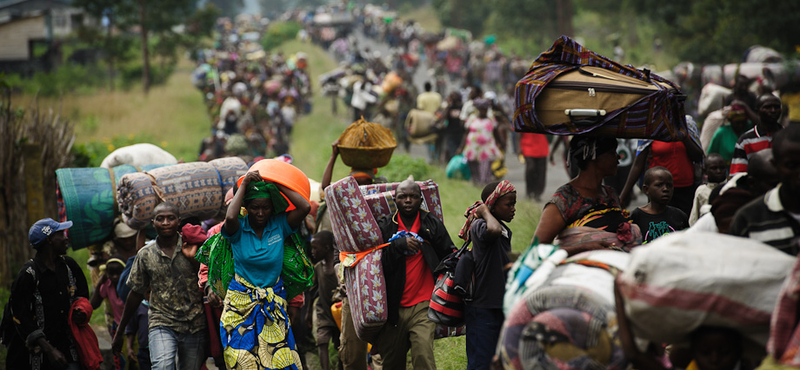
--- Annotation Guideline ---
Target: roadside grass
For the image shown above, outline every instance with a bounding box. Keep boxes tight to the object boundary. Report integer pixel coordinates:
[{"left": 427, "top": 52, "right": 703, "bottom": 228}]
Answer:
[{"left": 13, "top": 57, "right": 211, "bottom": 163}]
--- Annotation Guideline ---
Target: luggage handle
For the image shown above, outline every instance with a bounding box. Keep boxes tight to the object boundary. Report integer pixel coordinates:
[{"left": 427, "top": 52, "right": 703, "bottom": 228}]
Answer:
[
  {"left": 565, "top": 109, "right": 607, "bottom": 127},
  {"left": 565, "top": 109, "right": 606, "bottom": 117}
]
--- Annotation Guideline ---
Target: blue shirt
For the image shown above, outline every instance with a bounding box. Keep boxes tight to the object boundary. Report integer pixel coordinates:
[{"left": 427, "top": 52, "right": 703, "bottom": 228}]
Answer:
[{"left": 222, "top": 214, "right": 295, "bottom": 288}]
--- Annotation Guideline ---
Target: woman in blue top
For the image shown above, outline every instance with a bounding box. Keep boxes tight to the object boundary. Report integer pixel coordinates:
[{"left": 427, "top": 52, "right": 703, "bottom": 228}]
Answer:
[{"left": 220, "top": 171, "right": 311, "bottom": 370}]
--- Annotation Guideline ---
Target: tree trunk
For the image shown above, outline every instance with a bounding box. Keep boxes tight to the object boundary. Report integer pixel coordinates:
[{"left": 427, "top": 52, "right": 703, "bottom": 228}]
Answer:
[
  {"left": 556, "top": 0, "right": 574, "bottom": 37},
  {"left": 139, "top": 0, "right": 150, "bottom": 94},
  {"left": 107, "top": 13, "right": 114, "bottom": 91}
]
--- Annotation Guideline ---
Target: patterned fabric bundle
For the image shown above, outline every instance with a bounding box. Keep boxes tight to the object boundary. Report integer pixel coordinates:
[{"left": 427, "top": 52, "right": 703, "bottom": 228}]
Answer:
[
  {"left": 281, "top": 233, "right": 315, "bottom": 300},
  {"left": 497, "top": 286, "right": 627, "bottom": 370},
  {"left": 458, "top": 180, "right": 516, "bottom": 242},
  {"left": 324, "top": 176, "right": 384, "bottom": 253},
  {"left": 117, "top": 157, "right": 247, "bottom": 229},
  {"left": 342, "top": 249, "right": 388, "bottom": 341},
  {"left": 195, "top": 233, "right": 235, "bottom": 299},
  {"left": 513, "top": 36, "right": 688, "bottom": 141},
  {"left": 220, "top": 275, "right": 302, "bottom": 370}
]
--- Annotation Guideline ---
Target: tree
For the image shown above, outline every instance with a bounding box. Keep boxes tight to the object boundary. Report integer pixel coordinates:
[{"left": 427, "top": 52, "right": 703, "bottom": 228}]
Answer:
[{"left": 75, "top": 0, "right": 195, "bottom": 93}]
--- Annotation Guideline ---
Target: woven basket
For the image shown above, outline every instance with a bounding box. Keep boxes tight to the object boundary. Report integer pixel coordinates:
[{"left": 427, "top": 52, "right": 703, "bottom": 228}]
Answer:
[{"left": 338, "top": 118, "right": 397, "bottom": 169}]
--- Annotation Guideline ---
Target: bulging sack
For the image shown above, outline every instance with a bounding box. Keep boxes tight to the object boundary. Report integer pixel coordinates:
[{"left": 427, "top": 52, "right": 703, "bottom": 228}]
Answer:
[{"left": 617, "top": 231, "right": 795, "bottom": 348}]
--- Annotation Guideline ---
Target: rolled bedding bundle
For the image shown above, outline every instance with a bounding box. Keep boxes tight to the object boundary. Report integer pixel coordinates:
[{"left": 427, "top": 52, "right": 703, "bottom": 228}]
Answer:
[
  {"left": 343, "top": 249, "right": 388, "bottom": 342},
  {"left": 56, "top": 164, "right": 169, "bottom": 250},
  {"left": 117, "top": 157, "right": 246, "bottom": 229}
]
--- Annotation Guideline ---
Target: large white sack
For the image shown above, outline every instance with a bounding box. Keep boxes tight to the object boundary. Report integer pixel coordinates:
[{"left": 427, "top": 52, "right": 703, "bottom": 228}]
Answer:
[
  {"left": 698, "top": 83, "right": 731, "bottom": 118},
  {"left": 100, "top": 143, "right": 178, "bottom": 169},
  {"left": 618, "top": 231, "right": 795, "bottom": 349}
]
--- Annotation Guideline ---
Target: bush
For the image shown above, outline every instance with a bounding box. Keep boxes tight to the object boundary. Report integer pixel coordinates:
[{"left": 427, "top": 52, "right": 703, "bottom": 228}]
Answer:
[
  {"left": 119, "top": 63, "right": 175, "bottom": 90},
  {"left": 380, "top": 154, "right": 431, "bottom": 182},
  {"left": 5, "top": 64, "right": 106, "bottom": 96},
  {"left": 261, "top": 21, "right": 303, "bottom": 51},
  {"left": 71, "top": 133, "right": 156, "bottom": 167}
]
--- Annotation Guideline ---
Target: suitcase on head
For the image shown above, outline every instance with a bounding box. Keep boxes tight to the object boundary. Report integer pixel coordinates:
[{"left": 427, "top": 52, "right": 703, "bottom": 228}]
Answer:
[{"left": 514, "top": 36, "right": 688, "bottom": 141}]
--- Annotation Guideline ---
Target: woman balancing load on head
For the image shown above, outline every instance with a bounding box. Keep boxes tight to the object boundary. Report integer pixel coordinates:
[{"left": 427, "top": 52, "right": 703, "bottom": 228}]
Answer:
[
  {"left": 534, "top": 136, "right": 641, "bottom": 255},
  {"left": 220, "top": 171, "right": 311, "bottom": 370}
]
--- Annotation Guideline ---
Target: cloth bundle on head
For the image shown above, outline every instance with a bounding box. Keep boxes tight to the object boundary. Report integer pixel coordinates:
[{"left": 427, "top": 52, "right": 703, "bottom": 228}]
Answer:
[
  {"left": 245, "top": 181, "right": 289, "bottom": 213},
  {"left": 567, "top": 136, "right": 617, "bottom": 166},
  {"left": 473, "top": 98, "right": 491, "bottom": 110},
  {"left": 458, "top": 180, "right": 516, "bottom": 241},
  {"left": 182, "top": 224, "right": 207, "bottom": 245}
]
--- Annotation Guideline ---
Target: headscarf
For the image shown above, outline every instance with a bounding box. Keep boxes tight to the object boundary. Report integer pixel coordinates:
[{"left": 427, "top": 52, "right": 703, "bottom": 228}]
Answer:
[
  {"left": 473, "top": 98, "right": 491, "bottom": 110},
  {"left": 182, "top": 224, "right": 207, "bottom": 245},
  {"left": 244, "top": 181, "right": 290, "bottom": 213},
  {"left": 458, "top": 180, "right": 516, "bottom": 241},
  {"left": 349, "top": 168, "right": 377, "bottom": 182}
]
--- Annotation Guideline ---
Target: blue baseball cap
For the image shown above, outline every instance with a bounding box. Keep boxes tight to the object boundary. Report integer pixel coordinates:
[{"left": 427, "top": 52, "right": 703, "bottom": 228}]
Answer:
[{"left": 29, "top": 218, "right": 73, "bottom": 247}]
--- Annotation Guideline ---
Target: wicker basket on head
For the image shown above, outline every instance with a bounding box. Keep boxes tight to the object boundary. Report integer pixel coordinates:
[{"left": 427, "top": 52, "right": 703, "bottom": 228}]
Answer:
[{"left": 338, "top": 117, "right": 397, "bottom": 169}]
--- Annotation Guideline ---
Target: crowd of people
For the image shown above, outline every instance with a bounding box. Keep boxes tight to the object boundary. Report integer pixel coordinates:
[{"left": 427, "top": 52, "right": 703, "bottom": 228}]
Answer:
[{"left": 4, "top": 4, "right": 800, "bottom": 370}]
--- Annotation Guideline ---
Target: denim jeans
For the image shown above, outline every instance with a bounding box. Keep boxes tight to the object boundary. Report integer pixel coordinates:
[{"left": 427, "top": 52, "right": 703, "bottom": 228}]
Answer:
[
  {"left": 148, "top": 326, "right": 206, "bottom": 370},
  {"left": 464, "top": 306, "right": 505, "bottom": 370}
]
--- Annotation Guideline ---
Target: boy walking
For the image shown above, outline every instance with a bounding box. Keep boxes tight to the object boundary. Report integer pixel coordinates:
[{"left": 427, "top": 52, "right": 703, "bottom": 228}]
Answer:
[{"left": 308, "top": 231, "right": 342, "bottom": 370}]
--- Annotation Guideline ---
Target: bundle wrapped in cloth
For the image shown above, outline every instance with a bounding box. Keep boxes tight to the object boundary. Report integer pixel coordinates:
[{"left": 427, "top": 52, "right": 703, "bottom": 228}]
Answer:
[
  {"left": 617, "top": 231, "right": 795, "bottom": 357},
  {"left": 117, "top": 157, "right": 247, "bottom": 229},
  {"left": 497, "top": 250, "right": 631, "bottom": 370},
  {"left": 337, "top": 118, "right": 397, "bottom": 169}
]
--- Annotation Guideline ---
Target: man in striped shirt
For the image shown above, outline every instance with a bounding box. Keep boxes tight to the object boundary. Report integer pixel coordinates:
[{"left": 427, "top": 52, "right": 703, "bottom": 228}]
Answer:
[
  {"left": 729, "top": 94, "right": 784, "bottom": 174},
  {"left": 729, "top": 124, "right": 800, "bottom": 254}
]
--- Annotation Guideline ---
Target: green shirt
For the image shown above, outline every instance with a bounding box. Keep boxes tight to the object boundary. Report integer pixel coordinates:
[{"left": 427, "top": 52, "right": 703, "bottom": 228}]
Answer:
[
  {"left": 707, "top": 125, "right": 739, "bottom": 163},
  {"left": 127, "top": 236, "right": 206, "bottom": 334}
]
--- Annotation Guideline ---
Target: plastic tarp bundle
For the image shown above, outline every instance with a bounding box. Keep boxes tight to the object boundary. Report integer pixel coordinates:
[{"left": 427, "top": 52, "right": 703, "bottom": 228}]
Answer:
[
  {"left": 56, "top": 164, "right": 168, "bottom": 250},
  {"left": 617, "top": 231, "right": 795, "bottom": 351},
  {"left": 117, "top": 157, "right": 247, "bottom": 230}
]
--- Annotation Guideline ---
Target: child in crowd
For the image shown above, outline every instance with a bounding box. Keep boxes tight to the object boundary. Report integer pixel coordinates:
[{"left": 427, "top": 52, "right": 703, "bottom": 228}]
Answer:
[
  {"left": 689, "top": 153, "right": 728, "bottom": 225},
  {"left": 631, "top": 167, "right": 689, "bottom": 243},
  {"left": 90, "top": 256, "right": 126, "bottom": 369},
  {"left": 461, "top": 180, "right": 517, "bottom": 370},
  {"left": 308, "top": 231, "right": 341, "bottom": 370},
  {"left": 125, "top": 291, "right": 151, "bottom": 370}
]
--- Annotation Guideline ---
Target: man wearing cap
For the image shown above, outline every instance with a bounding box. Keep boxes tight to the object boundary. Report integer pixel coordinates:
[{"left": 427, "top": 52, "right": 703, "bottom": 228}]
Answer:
[
  {"left": 111, "top": 203, "right": 206, "bottom": 370},
  {"left": 2, "top": 218, "right": 90, "bottom": 370}
]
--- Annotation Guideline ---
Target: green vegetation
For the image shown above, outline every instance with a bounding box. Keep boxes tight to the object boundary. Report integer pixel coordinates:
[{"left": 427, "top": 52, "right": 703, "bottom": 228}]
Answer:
[
  {"left": 424, "top": 0, "right": 800, "bottom": 65},
  {"left": 262, "top": 21, "right": 304, "bottom": 51}
]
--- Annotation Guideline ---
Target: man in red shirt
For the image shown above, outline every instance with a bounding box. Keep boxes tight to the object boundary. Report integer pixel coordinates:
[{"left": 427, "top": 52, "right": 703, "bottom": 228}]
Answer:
[{"left": 376, "top": 180, "right": 456, "bottom": 370}]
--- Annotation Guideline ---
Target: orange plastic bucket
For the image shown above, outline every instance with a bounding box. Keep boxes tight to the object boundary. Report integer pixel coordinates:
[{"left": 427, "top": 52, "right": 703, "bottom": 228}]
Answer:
[{"left": 237, "top": 159, "right": 311, "bottom": 203}]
